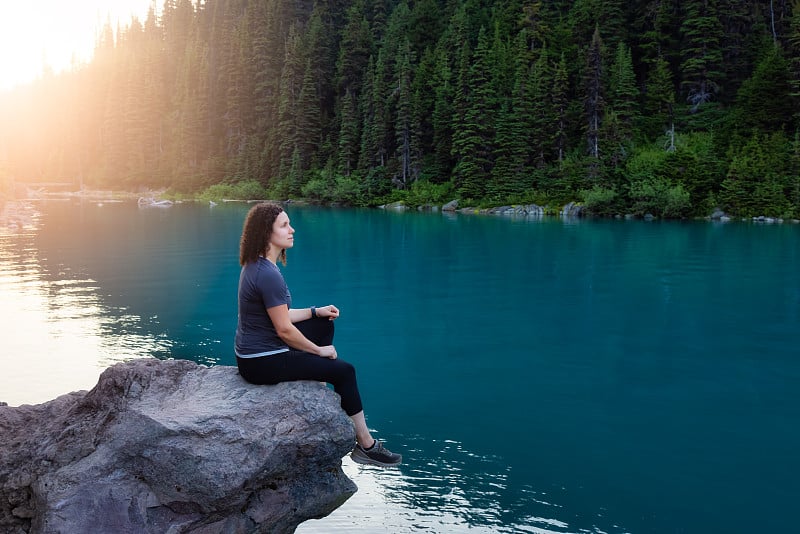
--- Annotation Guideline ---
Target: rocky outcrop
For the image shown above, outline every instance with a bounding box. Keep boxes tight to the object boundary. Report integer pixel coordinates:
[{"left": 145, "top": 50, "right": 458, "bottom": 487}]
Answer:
[
  {"left": 455, "top": 204, "right": 546, "bottom": 217},
  {"left": 441, "top": 200, "right": 458, "bottom": 212},
  {"left": 561, "top": 202, "right": 584, "bottom": 218},
  {"left": 0, "top": 359, "right": 357, "bottom": 534},
  {"left": 379, "top": 201, "right": 408, "bottom": 211}
]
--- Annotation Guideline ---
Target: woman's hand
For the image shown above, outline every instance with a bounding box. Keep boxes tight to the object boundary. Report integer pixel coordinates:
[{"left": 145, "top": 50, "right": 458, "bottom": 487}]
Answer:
[
  {"left": 318, "top": 345, "right": 338, "bottom": 359},
  {"left": 316, "top": 304, "right": 340, "bottom": 320}
]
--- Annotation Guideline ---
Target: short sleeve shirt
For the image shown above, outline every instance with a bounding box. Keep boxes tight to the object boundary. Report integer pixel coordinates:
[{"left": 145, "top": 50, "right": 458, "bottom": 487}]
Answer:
[{"left": 235, "top": 257, "right": 292, "bottom": 356}]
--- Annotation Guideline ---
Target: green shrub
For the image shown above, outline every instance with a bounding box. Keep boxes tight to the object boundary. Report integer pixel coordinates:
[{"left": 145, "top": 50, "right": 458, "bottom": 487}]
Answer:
[
  {"left": 332, "top": 175, "right": 364, "bottom": 205},
  {"left": 624, "top": 132, "right": 724, "bottom": 215},
  {"left": 405, "top": 180, "right": 455, "bottom": 207},
  {"left": 301, "top": 176, "right": 333, "bottom": 203},
  {"left": 629, "top": 177, "right": 691, "bottom": 218},
  {"left": 580, "top": 186, "right": 619, "bottom": 216}
]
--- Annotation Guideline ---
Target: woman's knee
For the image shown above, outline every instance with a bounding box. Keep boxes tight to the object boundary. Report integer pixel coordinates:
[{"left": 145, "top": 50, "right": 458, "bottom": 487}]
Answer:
[{"left": 331, "top": 359, "right": 356, "bottom": 382}]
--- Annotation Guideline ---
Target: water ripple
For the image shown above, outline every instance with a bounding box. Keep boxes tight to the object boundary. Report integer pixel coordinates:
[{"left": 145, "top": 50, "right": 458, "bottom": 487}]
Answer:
[
  {"left": 298, "top": 436, "right": 576, "bottom": 534},
  {"left": 0, "top": 220, "right": 173, "bottom": 406}
]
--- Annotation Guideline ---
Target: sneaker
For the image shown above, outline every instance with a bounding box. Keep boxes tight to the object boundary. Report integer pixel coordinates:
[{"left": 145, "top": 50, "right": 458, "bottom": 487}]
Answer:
[{"left": 350, "top": 440, "right": 402, "bottom": 467}]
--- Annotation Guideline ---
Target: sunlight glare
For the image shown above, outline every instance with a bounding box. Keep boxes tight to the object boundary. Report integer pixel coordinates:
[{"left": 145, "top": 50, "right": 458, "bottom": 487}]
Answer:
[{"left": 0, "top": 0, "right": 152, "bottom": 90}]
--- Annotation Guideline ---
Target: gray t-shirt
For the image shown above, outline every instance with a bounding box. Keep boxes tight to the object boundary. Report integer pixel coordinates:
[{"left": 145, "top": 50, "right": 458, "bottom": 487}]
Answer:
[{"left": 235, "top": 257, "right": 292, "bottom": 357}]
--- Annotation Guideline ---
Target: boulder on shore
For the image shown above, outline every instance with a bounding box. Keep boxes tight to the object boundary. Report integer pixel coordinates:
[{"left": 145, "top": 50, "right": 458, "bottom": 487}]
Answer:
[{"left": 0, "top": 358, "right": 357, "bottom": 534}]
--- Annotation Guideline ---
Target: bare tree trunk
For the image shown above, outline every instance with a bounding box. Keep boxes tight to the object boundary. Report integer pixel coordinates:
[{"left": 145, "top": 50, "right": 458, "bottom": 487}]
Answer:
[
  {"left": 770, "top": 0, "right": 777, "bottom": 44},
  {"left": 665, "top": 124, "right": 676, "bottom": 152}
]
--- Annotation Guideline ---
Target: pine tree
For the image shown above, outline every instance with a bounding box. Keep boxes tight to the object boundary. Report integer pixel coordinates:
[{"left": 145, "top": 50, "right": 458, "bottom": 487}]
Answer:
[
  {"left": 338, "top": 88, "right": 359, "bottom": 176},
  {"left": 680, "top": 0, "right": 725, "bottom": 111},
  {"left": 585, "top": 27, "right": 604, "bottom": 163},
  {"left": 491, "top": 99, "right": 527, "bottom": 199},
  {"left": 409, "top": 0, "right": 444, "bottom": 57},
  {"left": 786, "top": 4, "right": 800, "bottom": 126},
  {"left": 277, "top": 24, "right": 304, "bottom": 179},
  {"left": 358, "top": 55, "right": 378, "bottom": 169},
  {"left": 451, "top": 27, "right": 496, "bottom": 199},
  {"left": 255, "top": 0, "right": 298, "bottom": 182},
  {"left": 367, "top": 52, "right": 389, "bottom": 169},
  {"left": 303, "top": 4, "right": 337, "bottom": 150},
  {"left": 643, "top": 56, "right": 676, "bottom": 140},
  {"left": 530, "top": 46, "right": 554, "bottom": 168},
  {"left": 552, "top": 53, "right": 570, "bottom": 162},
  {"left": 608, "top": 42, "right": 640, "bottom": 141},
  {"left": 393, "top": 38, "right": 415, "bottom": 189},
  {"left": 735, "top": 45, "right": 793, "bottom": 132},
  {"left": 718, "top": 0, "right": 768, "bottom": 102},
  {"left": 431, "top": 48, "right": 455, "bottom": 179},
  {"left": 635, "top": 0, "right": 680, "bottom": 67},
  {"left": 410, "top": 47, "right": 437, "bottom": 179},
  {"left": 335, "top": 1, "right": 373, "bottom": 98},
  {"left": 520, "top": 0, "right": 551, "bottom": 53},
  {"left": 297, "top": 59, "right": 322, "bottom": 171}
]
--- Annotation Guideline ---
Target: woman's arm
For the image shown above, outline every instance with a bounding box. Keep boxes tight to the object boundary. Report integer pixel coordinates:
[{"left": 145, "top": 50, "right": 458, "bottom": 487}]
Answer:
[
  {"left": 268, "top": 304, "right": 337, "bottom": 359},
  {"left": 288, "top": 305, "right": 340, "bottom": 323}
]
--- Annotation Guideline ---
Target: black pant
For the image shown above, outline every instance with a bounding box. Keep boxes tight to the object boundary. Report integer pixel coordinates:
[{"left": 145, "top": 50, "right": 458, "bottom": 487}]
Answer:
[{"left": 236, "top": 318, "right": 363, "bottom": 416}]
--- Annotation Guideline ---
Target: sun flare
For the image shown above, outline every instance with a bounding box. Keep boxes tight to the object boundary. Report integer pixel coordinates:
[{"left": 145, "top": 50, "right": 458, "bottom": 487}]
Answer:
[{"left": 0, "top": 1, "right": 152, "bottom": 91}]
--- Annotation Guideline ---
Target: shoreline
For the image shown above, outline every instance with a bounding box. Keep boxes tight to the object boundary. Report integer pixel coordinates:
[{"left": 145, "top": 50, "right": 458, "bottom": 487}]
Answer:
[{"left": 3, "top": 189, "right": 800, "bottom": 225}]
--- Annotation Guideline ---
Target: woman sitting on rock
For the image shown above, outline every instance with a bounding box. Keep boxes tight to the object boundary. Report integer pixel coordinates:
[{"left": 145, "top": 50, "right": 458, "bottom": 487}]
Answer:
[{"left": 235, "top": 201, "right": 401, "bottom": 467}]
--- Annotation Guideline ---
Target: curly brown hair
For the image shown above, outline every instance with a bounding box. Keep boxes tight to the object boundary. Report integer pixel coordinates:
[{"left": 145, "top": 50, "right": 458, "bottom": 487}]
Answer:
[{"left": 239, "top": 202, "right": 287, "bottom": 266}]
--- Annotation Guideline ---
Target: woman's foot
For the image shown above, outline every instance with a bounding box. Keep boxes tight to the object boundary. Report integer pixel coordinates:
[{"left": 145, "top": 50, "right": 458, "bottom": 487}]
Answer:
[{"left": 351, "top": 440, "right": 402, "bottom": 467}]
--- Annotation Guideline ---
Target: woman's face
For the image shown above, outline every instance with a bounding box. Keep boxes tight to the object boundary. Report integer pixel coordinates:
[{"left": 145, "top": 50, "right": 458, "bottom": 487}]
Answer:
[{"left": 269, "top": 211, "right": 294, "bottom": 251}]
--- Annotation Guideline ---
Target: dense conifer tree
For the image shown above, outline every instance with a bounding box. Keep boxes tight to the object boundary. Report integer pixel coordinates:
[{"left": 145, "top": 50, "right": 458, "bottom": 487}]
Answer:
[
  {"left": 608, "top": 42, "right": 640, "bottom": 141},
  {"left": 451, "top": 27, "right": 496, "bottom": 199},
  {"left": 393, "top": 38, "right": 415, "bottom": 188},
  {"left": 550, "top": 53, "right": 570, "bottom": 163},
  {"left": 585, "top": 27, "right": 604, "bottom": 164},
  {"left": 530, "top": 46, "right": 554, "bottom": 168},
  {"left": 679, "top": 0, "right": 725, "bottom": 112},
  {"left": 338, "top": 88, "right": 359, "bottom": 177},
  {"left": 277, "top": 24, "right": 304, "bottom": 179},
  {"left": 734, "top": 45, "right": 793, "bottom": 132},
  {"left": 642, "top": 56, "right": 676, "bottom": 140}
]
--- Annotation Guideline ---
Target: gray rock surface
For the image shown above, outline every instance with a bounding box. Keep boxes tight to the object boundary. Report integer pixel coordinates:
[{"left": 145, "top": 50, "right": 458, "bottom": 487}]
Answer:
[
  {"left": 0, "top": 359, "right": 357, "bottom": 533},
  {"left": 441, "top": 200, "right": 458, "bottom": 211},
  {"left": 561, "top": 202, "right": 584, "bottom": 218}
]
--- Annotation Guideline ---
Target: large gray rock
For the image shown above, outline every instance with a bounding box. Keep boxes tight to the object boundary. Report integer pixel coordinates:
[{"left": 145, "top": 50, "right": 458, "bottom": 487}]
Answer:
[
  {"left": 441, "top": 200, "right": 458, "bottom": 212},
  {"left": 0, "top": 359, "right": 357, "bottom": 533}
]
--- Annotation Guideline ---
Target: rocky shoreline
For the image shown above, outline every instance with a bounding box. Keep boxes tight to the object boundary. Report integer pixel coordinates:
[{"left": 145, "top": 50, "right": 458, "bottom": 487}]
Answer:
[
  {"left": 380, "top": 199, "right": 800, "bottom": 223},
  {"left": 4, "top": 191, "right": 800, "bottom": 227}
]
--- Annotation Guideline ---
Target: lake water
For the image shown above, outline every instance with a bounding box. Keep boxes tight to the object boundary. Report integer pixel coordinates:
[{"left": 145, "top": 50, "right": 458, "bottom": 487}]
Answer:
[{"left": 2, "top": 200, "right": 798, "bottom": 533}]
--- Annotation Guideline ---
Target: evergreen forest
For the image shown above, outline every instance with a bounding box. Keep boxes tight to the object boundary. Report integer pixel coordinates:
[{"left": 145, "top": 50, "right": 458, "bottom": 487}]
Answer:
[{"left": 2, "top": 0, "right": 800, "bottom": 218}]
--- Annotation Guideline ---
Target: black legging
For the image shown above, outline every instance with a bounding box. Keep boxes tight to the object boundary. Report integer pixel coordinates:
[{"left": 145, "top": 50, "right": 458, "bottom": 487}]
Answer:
[{"left": 236, "top": 317, "right": 364, "bottom": 416}]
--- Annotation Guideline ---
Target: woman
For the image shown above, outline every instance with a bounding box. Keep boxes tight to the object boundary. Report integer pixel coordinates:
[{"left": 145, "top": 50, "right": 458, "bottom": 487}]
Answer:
[{"left": 235, "top": 202, "right": 401, "bottom": 467}]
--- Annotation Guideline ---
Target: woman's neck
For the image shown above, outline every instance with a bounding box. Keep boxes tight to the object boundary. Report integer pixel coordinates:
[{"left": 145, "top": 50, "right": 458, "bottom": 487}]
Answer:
[{"left": 265, "top": 248, "right": 281, "bottom": 264}]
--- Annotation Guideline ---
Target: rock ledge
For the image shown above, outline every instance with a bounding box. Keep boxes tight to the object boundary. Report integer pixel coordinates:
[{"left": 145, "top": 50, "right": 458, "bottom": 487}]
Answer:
[{"left": 0, "top": 358, "right": 356, "bottom": 533}]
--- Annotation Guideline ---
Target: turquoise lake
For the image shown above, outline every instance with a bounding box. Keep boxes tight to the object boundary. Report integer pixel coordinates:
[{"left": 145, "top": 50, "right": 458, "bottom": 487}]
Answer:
[{"left": 1, "top": 200, "right": 798, "bottom": 533}]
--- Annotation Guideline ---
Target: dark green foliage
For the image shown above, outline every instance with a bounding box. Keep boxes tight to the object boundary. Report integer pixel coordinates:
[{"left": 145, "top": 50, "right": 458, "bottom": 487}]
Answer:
[
  {"left": 451, "top": 26, "right": 496, "bottom": 199},
  {"left": 720, "top": 131, "right": 795, "bottom": 217},
  {"left": 580, "top": 185, "right": 621, "bottom": 216},
  {"left": 679, "top": 0, "right": 725, "bottom": 110},
  {"left": 788, "top": 6, "right": 800, "bottom": 125},
  {"left": 733, "top": 46, "right": 793, "bottom": 132},
  {"left": 1, "top": 0, "right": 797, "bottom": 218},
  {"left": 626, "top": 132, "right": 725, "bottom": 215},
  {"left": 608, "top": 43, "right": 640, "bottom": 141},
  {"left": 642, "top": 57, "right": 676, "bottom": 140},
  {"left": 584, "top": 27, "right": 604, "bottom": 171}
]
